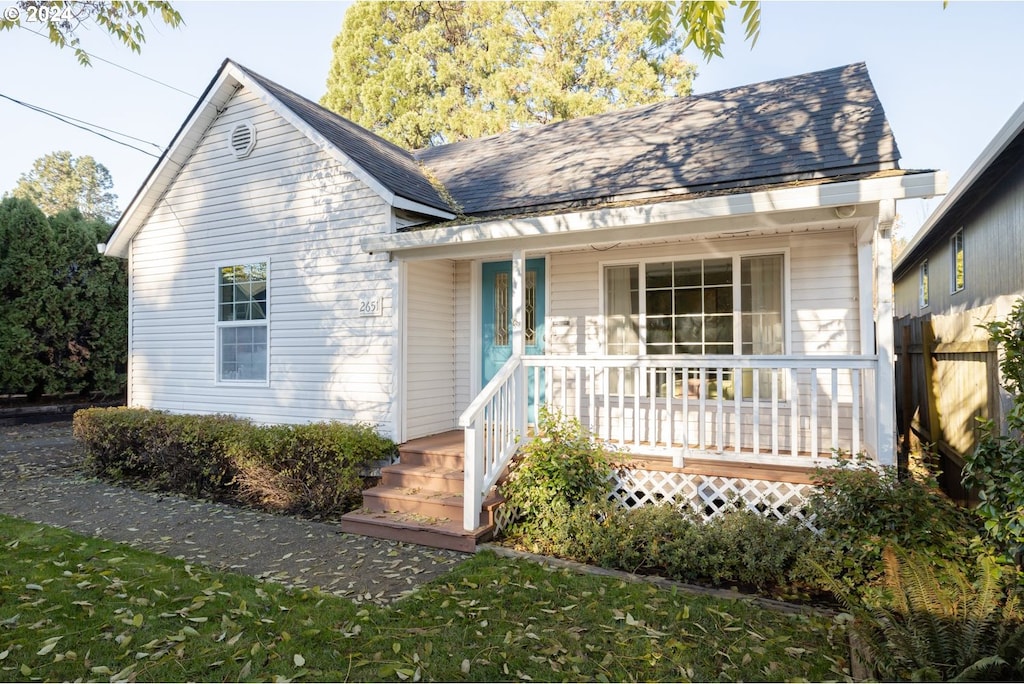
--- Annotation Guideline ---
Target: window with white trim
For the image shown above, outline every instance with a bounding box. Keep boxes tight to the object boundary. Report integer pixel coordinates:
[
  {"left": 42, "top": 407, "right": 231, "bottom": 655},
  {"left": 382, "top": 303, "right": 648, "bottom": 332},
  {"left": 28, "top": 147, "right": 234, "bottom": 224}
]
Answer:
[
  {"left": 951, "top": 229, "right": 965, "bottom": 293},
  {"left": 919, "top": 259, "right": 929, "bottom": 309},
  {"left": 217, "top": 261, "right": 268, "bottom": 382},
  {"left": 604, "top": 254, "right": 784, "bottom": 397}
]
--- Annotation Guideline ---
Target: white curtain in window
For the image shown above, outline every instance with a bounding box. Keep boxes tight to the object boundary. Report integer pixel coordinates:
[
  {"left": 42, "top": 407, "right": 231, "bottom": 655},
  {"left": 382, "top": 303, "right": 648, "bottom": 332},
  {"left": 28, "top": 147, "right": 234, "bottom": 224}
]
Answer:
[
  {"left": 743, "top": 255, "right": 783, "bottom": 355},
  {"left": 605, "top": 266, "right": 638, "bottom": 355}
]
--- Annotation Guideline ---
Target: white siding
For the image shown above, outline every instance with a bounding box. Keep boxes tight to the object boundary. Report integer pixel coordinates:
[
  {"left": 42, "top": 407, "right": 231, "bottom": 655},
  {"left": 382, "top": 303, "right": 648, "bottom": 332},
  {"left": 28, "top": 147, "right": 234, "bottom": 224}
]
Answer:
[
  {"left": 405, "top": 260, "right": 457, "bottom": 439},
  {"left": 454, "top": 261, "right": 473, "bottom": 412},
  {"left": 129, "top": 86, "right": 398, "bottom": 433}
]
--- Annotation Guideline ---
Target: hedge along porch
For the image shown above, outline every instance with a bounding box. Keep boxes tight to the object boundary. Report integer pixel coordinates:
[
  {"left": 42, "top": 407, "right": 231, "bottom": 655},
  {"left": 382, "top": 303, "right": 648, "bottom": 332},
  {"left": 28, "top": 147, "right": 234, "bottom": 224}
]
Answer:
[{"left": 102, "top": 59, "right": 945, "bottom": 549}]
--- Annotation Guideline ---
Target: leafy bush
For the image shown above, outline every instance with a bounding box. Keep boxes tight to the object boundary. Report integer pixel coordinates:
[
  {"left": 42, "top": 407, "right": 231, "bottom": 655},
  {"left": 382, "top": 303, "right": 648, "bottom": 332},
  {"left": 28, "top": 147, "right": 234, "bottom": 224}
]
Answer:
[
  {"left": 832, "top": 548, "right": 1024, "bottom": 682},
  {"left": 965, "top": 296, "right": 1024, "bottom": 565},
  {"left": 73, "top": 407, "right": 394, "bottom": 517},
  {"left": 500, "top": 407, "right": 613, "bottom": 538},
  {"left": 796, "top": 455, "right": 980, "bottom": 593}
]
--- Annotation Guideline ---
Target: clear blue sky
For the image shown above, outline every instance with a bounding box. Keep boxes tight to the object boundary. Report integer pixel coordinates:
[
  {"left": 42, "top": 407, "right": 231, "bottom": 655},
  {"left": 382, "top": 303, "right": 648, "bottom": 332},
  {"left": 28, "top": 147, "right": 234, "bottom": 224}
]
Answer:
[{"left": 2, "top": 1, "right": 1023, "bottom": 240}]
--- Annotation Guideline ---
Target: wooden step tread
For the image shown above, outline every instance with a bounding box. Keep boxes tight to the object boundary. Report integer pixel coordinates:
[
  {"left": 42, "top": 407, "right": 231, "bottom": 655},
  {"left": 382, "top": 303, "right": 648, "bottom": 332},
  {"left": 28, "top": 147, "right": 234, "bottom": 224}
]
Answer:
[
  {"left": 363, "top": 484, "right": 501, "bottom": 507},
  {"left": 341, "top": 509, "right": 492, "bottom": 553},
  {"left": 384, "top": 462, "right": 464, "bottom": 479}
]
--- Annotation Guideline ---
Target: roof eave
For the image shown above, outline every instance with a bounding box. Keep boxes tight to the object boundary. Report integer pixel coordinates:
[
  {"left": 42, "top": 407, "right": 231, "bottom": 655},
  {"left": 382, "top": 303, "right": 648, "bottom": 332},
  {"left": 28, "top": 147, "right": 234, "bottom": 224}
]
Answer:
[
  {"left": 105, "top": 59, "right": 240, "bottom": 258},
  {"left": 363, "top": 171, "right": 947, "bottom": 260},
  {"left": 105, "top": 60, "right": 455, "bottom": 259},
  {"left": 895, "top": 99, "right": 1024, "bottom": 275}
]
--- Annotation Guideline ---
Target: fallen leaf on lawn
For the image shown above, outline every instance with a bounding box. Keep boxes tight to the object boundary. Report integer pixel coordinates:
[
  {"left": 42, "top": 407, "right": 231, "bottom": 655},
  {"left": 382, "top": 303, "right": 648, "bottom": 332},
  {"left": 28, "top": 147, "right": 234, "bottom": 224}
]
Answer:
[
  {"left": 461, "top": 659, "right": 471, "bottom": 674},
  {"left": 294, "top": 654, "right": 305, "bottom": 667},
  {"left": 38, "top": 636, "right": 63, "bottom": 655}
]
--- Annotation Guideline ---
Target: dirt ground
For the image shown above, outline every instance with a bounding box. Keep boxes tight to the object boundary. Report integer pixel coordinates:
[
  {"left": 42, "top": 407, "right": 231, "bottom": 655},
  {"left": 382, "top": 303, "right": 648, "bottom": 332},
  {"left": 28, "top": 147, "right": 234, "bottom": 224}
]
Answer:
[{"left": 0, "top": 420, "right": 469, "bottom": 604}]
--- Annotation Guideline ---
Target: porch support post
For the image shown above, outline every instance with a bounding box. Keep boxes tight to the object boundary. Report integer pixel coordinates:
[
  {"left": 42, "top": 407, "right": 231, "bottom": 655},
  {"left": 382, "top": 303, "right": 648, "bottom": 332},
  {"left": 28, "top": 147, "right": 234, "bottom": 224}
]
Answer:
[
  {"left": 874, "top": 200, "right": 897, "bottom": 466},
  {"left": 511, "top": 250, "right": 528, "bottom": 437},
  {"left": 856, "top": 227, "right": 878, "bottom": 458}
]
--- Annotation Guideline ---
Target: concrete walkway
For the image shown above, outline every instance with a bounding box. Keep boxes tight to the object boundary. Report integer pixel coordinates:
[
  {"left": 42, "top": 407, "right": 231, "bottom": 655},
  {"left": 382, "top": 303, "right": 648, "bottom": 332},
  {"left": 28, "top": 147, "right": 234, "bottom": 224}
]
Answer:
[{"left": 0, "top": 421, "right": 469, "bottom": 605}]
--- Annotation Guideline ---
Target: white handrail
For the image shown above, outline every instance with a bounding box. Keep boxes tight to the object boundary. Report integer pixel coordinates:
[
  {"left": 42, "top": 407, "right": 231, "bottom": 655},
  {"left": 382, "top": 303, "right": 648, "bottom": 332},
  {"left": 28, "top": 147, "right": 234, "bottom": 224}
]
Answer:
[{"left": 459, "top": 354, "right": 524, "bottom": 531}]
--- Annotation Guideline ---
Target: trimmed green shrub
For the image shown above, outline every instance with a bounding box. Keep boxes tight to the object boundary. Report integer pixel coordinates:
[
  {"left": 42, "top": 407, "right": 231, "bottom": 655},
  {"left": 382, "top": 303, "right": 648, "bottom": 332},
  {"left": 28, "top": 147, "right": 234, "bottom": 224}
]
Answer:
[
  {"left": 73, "top": 407, "right": 395, "bottom": 517},
  {"left": 796, "top": 455, "right": 980, "bottom": 593},
  {"left": 500, "top": 407, "right": 613, "bottom": 539}
]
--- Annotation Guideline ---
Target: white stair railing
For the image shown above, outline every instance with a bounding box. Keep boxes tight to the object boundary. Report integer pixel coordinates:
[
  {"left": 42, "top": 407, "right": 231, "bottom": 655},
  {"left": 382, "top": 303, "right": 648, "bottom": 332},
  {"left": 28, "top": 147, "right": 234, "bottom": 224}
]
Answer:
[{"left": 458, "top": 355, "right": 525, "bottom": 531}]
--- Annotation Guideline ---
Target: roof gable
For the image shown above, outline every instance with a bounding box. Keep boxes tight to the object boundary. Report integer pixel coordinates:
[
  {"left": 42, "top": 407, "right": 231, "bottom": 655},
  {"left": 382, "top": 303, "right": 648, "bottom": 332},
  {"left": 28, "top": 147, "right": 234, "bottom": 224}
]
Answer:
[
  {"left": 416, "top": 63, "right": 900, "bottom": 216},
  {"left": 237, "top": 65, "right": 452, "bottom": 213}
]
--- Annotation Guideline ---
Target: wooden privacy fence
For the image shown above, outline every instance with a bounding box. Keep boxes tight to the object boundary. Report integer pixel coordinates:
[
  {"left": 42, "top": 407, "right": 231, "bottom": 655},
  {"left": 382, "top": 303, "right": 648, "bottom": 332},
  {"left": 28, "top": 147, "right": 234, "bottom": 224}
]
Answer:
[{"left": 894, "top": 313, "right": 1000, "bottom": 504}]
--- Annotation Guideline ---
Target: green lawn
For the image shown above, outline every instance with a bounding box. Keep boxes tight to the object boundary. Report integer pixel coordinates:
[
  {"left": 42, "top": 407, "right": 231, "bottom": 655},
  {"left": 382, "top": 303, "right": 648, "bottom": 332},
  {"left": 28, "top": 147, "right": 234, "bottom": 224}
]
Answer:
[{"left": 0, "top": 515, "right": 849, "bottom": 681}]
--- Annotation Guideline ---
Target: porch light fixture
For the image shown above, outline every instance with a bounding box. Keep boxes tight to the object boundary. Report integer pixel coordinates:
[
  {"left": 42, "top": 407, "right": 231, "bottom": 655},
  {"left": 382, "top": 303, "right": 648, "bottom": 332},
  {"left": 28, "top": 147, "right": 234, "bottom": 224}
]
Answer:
[{"left": 834, "top": 205, "right": 856, "bottom": 219}]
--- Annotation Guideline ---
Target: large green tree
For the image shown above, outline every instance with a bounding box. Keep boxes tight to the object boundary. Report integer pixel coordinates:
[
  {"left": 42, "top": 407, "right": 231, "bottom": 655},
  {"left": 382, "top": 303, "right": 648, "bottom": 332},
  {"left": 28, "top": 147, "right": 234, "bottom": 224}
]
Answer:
[
  {"left": 322, "top": 1, "right": 697, "bottom": 149},
  {"left": 12, "top": 151, "right": 119, "bottom": 223},
  {"left": 0, "top": 196, "right": 127, "bottom": 399},
  {"left": 0, "top": 1, "right": 182, "bottom": 65},
  {"left": 0, "top": 197, "right": 62, "bottom": 398}
]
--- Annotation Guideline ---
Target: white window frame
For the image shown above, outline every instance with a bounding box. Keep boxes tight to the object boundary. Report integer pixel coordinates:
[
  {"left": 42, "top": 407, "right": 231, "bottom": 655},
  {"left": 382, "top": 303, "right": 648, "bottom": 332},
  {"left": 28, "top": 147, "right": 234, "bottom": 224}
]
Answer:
[
  {"left": 950, "top": 228, "right": 965, "bottom": 294},
  {"left": 919, "top": 259, "right": 930, "bottom": 309},
  {"left": 215, "top": 257, "right": 271, "bottom": 386},
  {"left": 599, "top": 249, "right": 791, "bottom": 356}
]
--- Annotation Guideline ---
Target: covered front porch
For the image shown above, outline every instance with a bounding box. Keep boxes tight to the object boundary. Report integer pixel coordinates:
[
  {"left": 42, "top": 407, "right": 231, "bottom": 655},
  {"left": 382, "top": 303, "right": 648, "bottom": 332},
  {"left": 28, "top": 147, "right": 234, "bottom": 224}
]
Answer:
[{"left": 359, "top": 174, "right": 943, "bottom": 537}]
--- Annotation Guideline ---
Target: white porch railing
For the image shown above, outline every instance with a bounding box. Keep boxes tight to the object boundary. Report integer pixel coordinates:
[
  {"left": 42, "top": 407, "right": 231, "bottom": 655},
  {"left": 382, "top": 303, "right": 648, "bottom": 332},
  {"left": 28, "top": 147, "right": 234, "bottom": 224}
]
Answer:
[
  {"left": 458, "top": 354, "right": 876, "bottom": 531},
  {"left": 458, "top": 354, "right": 525, "bottom": 531}
]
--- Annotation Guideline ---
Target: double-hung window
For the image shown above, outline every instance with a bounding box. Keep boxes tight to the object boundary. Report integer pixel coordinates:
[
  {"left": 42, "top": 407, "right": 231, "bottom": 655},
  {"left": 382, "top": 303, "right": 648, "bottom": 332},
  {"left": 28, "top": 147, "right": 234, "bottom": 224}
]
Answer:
[
  {"left": 217, "top": 261, "right": 269, "bottom": 383},
  {"left": 919, "top": 260, "right": 930, "bottom": 309},
  {"left": 951, "top": 229, "right": 965, "bottom": 293},
  {"left": 603, "top": 253, "right": 784, "bottom": 398}
]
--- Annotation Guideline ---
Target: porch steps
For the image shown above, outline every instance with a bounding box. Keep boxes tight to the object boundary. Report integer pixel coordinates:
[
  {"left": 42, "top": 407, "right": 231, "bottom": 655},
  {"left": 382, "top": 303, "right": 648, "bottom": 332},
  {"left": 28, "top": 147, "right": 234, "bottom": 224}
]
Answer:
[{"left": 340, "top": 431, "right": 500, "bottom": 553}]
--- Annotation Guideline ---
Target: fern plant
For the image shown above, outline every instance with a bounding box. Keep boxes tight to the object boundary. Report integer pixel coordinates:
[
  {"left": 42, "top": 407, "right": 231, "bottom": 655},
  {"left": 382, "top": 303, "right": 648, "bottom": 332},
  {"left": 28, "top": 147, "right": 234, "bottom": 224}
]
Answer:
[{"left": 828, "top": 548, "right": 1024, "bottom": 681}]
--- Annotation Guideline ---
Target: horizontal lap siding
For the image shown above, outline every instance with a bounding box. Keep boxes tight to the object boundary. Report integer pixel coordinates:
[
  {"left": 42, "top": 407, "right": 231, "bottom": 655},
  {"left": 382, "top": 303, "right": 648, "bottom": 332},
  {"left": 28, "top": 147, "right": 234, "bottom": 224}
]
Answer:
[
  {"left": 129, "top": 87, "right": 397, "bottom": 433},
  {"left": 405, "top": 260, "right": 457, "bottom": 439}
]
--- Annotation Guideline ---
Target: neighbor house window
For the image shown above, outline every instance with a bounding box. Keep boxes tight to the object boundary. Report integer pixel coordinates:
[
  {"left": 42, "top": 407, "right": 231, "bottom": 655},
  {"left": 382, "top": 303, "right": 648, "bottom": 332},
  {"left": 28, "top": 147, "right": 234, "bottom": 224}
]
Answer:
[
  {"left": 919, "top": 260, "right": 929, "bottom": 309},
  {"left": 951, "top": 229, "right": 965, "bottom": 293},
  {"left": 603, "top": 254, "right": 784, "bottom": 397},
  {"left": 217, "top": 261, "right": 268, "bottom": 382}
]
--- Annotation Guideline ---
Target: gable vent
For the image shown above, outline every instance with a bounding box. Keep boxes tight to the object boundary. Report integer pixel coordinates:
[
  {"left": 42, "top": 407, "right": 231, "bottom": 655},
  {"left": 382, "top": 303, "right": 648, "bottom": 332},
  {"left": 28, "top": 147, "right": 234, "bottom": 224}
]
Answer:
[{"left": 229, "top": 121, "right": 256, "bottom": 159}]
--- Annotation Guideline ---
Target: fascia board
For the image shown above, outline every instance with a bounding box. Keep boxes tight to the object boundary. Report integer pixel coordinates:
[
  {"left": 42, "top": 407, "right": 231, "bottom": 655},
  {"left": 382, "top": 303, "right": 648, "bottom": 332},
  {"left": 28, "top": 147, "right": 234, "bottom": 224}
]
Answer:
[
  {"left": 105, "top": 65, "right": 240, "bottom": 258},
  {"left": 364, "top": 171, "right": 947, "bottom": 257},
  {"left": 895, "top": 101, "right": 1024, "bottom": 274},
  {"left": 232, "top": 65, "right": 453, "bottom": 221}
]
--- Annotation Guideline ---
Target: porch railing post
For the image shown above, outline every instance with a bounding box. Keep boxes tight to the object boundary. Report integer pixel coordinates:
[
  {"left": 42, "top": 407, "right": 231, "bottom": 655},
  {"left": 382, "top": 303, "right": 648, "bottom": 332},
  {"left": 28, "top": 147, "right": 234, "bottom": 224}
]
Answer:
[
  {"left": 514, "top": 358, "right": 527, "bottom": 441},
  {"left": 463, "top": 425, "right": 483, "bottom": 531}
]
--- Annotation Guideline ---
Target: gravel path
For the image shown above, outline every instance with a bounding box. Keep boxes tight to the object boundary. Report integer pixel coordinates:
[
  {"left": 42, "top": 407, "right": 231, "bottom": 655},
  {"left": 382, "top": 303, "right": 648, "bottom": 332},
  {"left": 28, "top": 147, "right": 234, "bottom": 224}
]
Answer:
[{"left": 0, "top": 421, "right": 469, "bottom": 605}]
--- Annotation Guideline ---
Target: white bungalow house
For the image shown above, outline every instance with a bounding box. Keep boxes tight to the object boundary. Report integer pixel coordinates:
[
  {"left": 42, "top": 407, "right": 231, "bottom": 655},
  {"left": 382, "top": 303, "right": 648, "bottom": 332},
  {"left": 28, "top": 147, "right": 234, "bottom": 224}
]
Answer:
[{"left": 103, "top": 59, "right": 945, "bottom": 550}]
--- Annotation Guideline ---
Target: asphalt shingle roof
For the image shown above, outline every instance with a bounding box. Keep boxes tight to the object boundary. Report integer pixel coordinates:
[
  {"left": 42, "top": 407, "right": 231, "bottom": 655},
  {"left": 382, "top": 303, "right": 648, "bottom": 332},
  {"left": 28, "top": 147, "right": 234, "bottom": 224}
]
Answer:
[
  {"left": 416, "top": 62, "right": 900, "bottom": 216},
  {"left": 241, "top": 61, "right": 899, "bottom": 220}
]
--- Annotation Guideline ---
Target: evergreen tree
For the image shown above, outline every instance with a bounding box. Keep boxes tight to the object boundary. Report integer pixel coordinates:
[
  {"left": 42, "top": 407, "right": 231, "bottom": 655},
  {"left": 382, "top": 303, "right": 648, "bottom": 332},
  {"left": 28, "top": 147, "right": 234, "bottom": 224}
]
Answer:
[
  {"left": 322, "top": 1, "right": 697, "bottom": 149},
  {"left": 0, "top": 197, "right": 63, "bottom": 398}
]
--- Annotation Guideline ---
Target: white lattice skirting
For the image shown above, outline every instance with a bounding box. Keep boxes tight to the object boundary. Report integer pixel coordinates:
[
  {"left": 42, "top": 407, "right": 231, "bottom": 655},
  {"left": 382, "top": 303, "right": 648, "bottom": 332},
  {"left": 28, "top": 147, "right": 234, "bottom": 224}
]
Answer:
[
  {"left": 608, "top": 467, "right": 818, "bottom": 529},
  {"left": 493, "top": 467, "right": 819, "bottom": 535}
]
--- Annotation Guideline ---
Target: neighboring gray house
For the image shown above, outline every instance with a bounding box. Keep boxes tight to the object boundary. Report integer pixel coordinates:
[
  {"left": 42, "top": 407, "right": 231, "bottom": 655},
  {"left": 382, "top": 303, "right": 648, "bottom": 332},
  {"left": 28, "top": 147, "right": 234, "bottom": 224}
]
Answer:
[
  {"left": 104, "top": 60, "right": 944, "bottom": 549},
  {"left": 894, "top": 99, "right": 1024, "bottom": 490}
]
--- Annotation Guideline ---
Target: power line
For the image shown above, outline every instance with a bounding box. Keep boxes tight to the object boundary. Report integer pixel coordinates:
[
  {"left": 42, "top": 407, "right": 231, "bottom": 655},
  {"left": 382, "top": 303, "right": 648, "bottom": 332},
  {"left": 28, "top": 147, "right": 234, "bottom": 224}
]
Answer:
[
  {"left": 17, "top": 24, "right": 199, "bottom": 99},
  {"left": 0, "top": 92, "right": 162, "bottom": 158}
]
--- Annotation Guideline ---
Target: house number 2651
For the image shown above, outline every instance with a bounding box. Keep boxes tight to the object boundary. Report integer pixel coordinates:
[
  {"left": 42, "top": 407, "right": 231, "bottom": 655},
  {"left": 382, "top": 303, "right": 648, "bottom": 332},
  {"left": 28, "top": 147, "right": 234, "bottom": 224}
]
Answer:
[{"left": 359, "top": 297, "right": 384, "bottom": 316}]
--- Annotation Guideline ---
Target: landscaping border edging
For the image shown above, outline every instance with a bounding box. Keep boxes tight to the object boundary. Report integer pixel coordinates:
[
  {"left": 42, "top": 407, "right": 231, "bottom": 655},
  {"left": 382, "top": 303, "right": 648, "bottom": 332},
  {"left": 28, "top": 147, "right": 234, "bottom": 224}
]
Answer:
[
  {"left": 479, "top": 543, "right": 836, "bottom": 617},
  {"left": 0, "top": 399, "right": 123, "bottom": 426}
]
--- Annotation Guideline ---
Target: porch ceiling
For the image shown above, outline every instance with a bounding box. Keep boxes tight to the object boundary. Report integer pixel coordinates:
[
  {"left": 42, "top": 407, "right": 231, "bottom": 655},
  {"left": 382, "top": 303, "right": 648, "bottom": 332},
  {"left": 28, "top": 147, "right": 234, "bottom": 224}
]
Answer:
[{"left": 363, "top": 171, "right": 946, "bottom": 261}]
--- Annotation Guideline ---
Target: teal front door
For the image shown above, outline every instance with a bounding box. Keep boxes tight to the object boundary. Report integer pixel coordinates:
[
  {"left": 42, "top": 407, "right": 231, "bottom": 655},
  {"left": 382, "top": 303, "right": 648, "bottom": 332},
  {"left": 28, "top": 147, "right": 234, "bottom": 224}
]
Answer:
[{"left": 481, "top": 259, "right": 545, "bottom": 420}]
